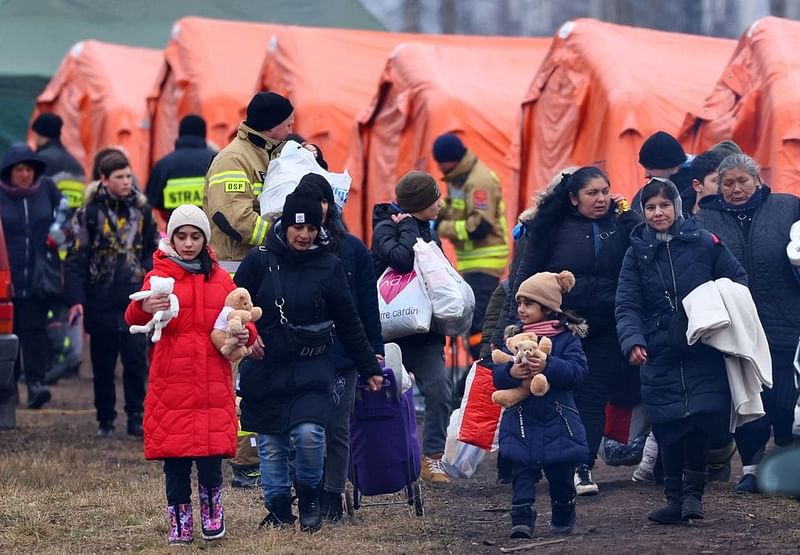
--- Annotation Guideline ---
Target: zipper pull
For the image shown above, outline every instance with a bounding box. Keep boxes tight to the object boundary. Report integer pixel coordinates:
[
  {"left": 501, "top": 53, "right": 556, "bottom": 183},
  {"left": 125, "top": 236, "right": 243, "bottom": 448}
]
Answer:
[{"left": 517, "top": 405, "right": 526, "bottom": 439}]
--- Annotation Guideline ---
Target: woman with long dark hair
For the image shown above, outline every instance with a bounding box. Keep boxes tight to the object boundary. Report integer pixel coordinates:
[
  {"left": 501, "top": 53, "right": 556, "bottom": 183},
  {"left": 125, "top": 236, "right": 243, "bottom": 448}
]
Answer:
[{"left": 494, "top": 166, "right": 640, "bottom": 495}]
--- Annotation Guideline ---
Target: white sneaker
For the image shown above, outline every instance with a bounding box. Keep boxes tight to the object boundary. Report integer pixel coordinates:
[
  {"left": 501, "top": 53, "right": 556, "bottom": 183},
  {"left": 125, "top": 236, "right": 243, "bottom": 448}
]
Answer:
[
  {"left": 632, "top": 432, "right": 658, "bottom": 483},
  {"left": 574, "top": 464, "right": 599, "bottom": 496}
]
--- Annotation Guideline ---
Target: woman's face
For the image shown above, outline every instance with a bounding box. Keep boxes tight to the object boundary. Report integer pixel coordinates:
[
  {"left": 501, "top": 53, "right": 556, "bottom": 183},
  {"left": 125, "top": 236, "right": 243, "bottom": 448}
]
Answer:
[
  {"left": 719, "top": 167, "right": 759, "bottom": 205},
  {"left": 569, "top": 177, "right": 610, "bottom": 219},
  {"left": 286, "top": 224, "right": 318, "bottom": 250},
  {"left": 643, "top": 193, "right": 676, "bottom": 232},
  {"left": 171, "top": 225, "right": 205, "bottom": 261},
  {"left": 517, "top": 297, "right": 546, "bottom": 325},
  {"left": 415, "top": 198, "right": 443, "bottom": 221},
  {"left": 10, "top": 162, "right": 35, "bottom": 188}
]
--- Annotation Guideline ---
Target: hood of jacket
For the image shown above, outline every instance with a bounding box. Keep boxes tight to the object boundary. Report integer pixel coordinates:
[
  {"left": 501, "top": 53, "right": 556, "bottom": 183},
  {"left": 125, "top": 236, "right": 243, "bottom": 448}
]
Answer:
[
  {"left": 371, "top": 202, "right": 403, "bottom": 230},
  {"left": 84, "top": 180, "right": 147, "bottom": 209},
  {"left": 629, "top": 217, "right": 704, "bottom": 264},
  {"left": 0, "top": 143, "right": 46, "bottom": 183}
]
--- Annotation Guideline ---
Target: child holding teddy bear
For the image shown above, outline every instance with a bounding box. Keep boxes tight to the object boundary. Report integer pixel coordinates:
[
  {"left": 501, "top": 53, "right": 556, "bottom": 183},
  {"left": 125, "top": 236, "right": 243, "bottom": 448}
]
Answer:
[
  {"left": 125, "top": 205, "right": 256, "bottom": 545},
  {"left": 491, "top": 270, "right": 590, "bottom": 539}
]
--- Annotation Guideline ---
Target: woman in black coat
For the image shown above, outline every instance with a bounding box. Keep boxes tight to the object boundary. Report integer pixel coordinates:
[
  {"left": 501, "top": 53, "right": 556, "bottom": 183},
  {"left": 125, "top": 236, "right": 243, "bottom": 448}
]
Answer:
[
  {"left": 695, "top": 153, "right": 800, "bottom": 493},
  {"left": 294, "top": 173, "right": 384, "bottom": 521},
  {"left": 616, "top": 178, "right": 747, "bottom": 524},
  {"left": 235, "top": 190, "right": 382, "bottom": 532},
  {"left": 0, "top": 143, "right": 63, "bottom": 409},
  {"left": 494, "top": 166, "right": 641, "bottom": 495}
]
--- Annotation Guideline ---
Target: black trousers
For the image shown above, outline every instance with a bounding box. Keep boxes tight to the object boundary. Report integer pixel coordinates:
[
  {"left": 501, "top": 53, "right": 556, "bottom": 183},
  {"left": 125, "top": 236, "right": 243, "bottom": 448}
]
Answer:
[
  {"left": 89, "top": 330, "right": 147, "bottom": 423},
  {"left": 511, "top": 462, "right": 575, "bottom": 506},
  {"left": 13, "top": 297, "right": 50, "bottom": 385},
  {"left": 657, "top": 425, "right": 711, "bottom": 476},
  {"left": 463, "top": 272, "right": 499, "bottom": 360},
  {"left": 735, "top": 379, "right": 797, "bottom": 466},
  {"left": 163, "top": 457, "right": 223, "bottom": 505}
]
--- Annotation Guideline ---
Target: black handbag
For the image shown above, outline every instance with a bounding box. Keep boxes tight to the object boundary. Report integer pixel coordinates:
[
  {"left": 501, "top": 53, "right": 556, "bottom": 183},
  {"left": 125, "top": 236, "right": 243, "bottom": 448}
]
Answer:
[
  {"left": 268, "top": 253, "right": 334, "bottom": 357},
  {"left": 31, "top": 247, "right": 63, "bottom": 301}
]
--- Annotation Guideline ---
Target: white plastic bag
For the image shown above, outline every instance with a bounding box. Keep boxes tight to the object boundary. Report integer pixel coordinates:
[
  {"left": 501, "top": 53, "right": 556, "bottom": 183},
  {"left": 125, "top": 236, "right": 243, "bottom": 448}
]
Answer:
[
  {"left": 383, "top": 342, "right": 413, "bottom": 394},
  {"left": 442, "top": 408, "right": 486, "bottom": 479},
  {"left": 258, "top": 140, "right": 351, "bottom": 216},
  {"left": 377, "top": 268, "right": 432, "bottom": 341},
  {"left": 412, "top": 238, "right": 475, "bottom": 336}
]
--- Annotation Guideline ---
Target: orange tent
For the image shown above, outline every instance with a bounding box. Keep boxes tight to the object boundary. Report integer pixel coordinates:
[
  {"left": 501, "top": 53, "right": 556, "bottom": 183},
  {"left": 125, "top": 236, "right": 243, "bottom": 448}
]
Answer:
[
  {"left": 32, "top": 40, "right": 162, "bottom": 182},
  {"left": 516, "top": 19, "right": 735, "bottom": 202},
  {"left": 148, "top": 17, "right": 283, "bottom": 165},
  {"left": 679, "top": 16, "right": 800, "bottom": 193},
  {"left": 349, "top": 40, "right": 550, "bottom": 240},
  {"left": 257, "top": 25, "right": 537, "bottom": 235}
]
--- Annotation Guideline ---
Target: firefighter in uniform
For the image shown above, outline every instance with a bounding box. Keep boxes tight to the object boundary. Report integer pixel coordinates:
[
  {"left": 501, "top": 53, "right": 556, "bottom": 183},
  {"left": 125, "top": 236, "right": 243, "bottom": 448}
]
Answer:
[
  {"left": 31, "top": 112, "right": 85, "bottom": 212},
  {"left": 203, "top": 91, "right": 294, "bottom": 489},
  {"left": 145, "top": 114, "right": 216, "bottom": 232},
  {"left": 433, "top": 133, "right": 509, "bottom": 361}
]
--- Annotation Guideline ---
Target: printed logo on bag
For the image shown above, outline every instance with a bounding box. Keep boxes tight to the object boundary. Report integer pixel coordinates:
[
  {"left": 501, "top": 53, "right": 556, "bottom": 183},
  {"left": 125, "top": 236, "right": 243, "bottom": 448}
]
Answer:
[
  {"left": 472, "top": 189, "right": 489, "bottom": 211},
  {"left": 295, "top": 213, "right": 306, "bottom": 224},
  {"left": 379, "top": 269, "right": 418, "bottom": 304}
]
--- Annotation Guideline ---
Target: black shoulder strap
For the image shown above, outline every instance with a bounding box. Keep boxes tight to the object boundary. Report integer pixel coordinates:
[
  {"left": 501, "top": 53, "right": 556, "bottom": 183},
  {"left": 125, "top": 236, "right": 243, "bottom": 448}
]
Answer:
[
  {"left": 268, "top": 253, "right": 283, "bottom": 299},
  {"left": 86, "top": 201, "right": 100, "bottom": 246}
]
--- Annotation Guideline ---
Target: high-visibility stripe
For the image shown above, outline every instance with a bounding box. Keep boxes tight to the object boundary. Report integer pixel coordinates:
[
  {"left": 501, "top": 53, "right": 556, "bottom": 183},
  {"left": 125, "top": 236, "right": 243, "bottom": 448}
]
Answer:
[
  {"left": 451, "top": 198, "right": 466, "bottom": 211},
  {"left": 208, "top": 170, "right": 248, "bottom": 186},
  {"left": 163, "top": 176, "right": 204, "bottom": 208},
  {"left": 454, "top": 220, "right": 469, "bottom": 242},
  {"left": 248, "top": 215, "right": 269, "bottom": 246},
  {"left": 56, "top": 179, "right": 85, "bottom": 208},
  {"left": 457, "top": 257, "right": 508, "bottom": 272},
  {"left": 252, "top": 183, "right": 264, "bottom": 195},
  {"left": 456, "top": 245, "right": 510, "bottom": 259}
]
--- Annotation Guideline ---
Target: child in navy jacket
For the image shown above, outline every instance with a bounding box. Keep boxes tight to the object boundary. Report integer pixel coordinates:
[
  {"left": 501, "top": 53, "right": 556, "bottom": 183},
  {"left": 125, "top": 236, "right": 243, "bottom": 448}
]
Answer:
[{"left": 492, "top": 271, "right": 590, "bottom": 538}]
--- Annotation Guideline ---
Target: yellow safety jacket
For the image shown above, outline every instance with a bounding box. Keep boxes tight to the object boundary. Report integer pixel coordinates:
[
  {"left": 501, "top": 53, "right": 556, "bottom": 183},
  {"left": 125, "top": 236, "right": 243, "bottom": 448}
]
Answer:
[
  {"left": 203, "top": 122, "right": 284, "bottom": 262},
  {"left": 437, "top": 151, "right": 509, "bottom": 277},
  {"left": 163, "top": 176, "right": 205, "bottom": 209},
  {"left": 52, "top": 175, "right": 85, "bottom": 210}
]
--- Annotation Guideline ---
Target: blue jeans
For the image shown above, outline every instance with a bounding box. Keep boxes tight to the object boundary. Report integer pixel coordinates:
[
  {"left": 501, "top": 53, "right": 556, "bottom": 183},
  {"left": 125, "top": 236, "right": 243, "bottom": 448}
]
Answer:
[{"left": 257, "top": 423, "right": 325, "bottom": 506}]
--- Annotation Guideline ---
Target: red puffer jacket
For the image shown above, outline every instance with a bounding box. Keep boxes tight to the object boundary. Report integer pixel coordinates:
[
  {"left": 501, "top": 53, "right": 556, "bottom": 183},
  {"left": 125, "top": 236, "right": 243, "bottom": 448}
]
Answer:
[{"left": 125, "top": 247, "right": 250, "bottom": 460}]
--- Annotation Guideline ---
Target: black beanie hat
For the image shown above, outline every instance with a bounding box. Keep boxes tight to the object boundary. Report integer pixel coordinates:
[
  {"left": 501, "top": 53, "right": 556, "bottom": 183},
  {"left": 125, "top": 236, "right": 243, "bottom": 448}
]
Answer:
[
  {"left": 282, "top": 190, "right": 323, "bottom": 229},
  {"left": 246, "top": 92, "right": 294, "bottom": 132},
  {"left": 638, "top": 131, "right": 687, "bottom": 170},
  {"left": 432, "top": 133, "right": 467, "bottom": 163},
  {"left": 32, "top": 113, "right": 63, "bottom": 140},
  {"left": 295, "top": 173, "right": 335, "bottom": 206},
  {"left": 179, "top": 114, "right": 206, "bottom": 138},
  {"left": 395, "top": 170, "right": 441, "bottom": 213}
]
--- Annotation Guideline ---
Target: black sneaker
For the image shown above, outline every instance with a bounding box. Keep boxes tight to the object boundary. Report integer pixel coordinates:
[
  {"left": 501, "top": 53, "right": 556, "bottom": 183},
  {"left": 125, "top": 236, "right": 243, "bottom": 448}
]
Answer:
[
  {"left": 127, "top": 413, "right": 144, "bottom": 437},
  {"left": 574, "top": 464, "right": 599, "bottom": 496},
  {"left": 97, "top": 421, "right": 114, "bottom": 438},
  {"left": 231, "top": 465, "right": 260, "bottom": 489},
  {"left": 26, "top": 382, "right": 51, "bottom": 409}
]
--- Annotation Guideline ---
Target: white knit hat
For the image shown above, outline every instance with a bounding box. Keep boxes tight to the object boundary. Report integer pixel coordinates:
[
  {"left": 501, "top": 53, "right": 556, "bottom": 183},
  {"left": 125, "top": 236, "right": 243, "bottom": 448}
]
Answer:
[{"left": 167, "top": 204, "right": 211, "bottom": 242}]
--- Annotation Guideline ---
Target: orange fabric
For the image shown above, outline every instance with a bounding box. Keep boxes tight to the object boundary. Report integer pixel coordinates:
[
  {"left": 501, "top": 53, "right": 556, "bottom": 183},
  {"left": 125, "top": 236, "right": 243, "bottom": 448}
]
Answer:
[
  {"left": 679, "top": 16, "right": 800, "bottom": 194},
  {"left": 147, "top": 17, "right": 285, "bottom": 165},
  {"left": 347, "top": 39, "right": 548, "bottom": 241},
  {"left": 257, "top": 26, "right": 541, "bottom": 237},
  {"left": 31, "top": 40, "right": 162, "bottom": 184},
  {"left": 516, "top": 19, "right": 735, "bottom": 203}
]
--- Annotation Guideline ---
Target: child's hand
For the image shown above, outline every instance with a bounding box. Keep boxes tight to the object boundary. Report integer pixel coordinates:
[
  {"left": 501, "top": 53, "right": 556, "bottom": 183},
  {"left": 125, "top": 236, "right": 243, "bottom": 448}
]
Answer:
[
  {"left": 232, "top": 328, "right": 249, "bottom": 346},
  {"left": 510, "top": 360, "right": 533, "bottom": 380},
  {"left": 142, "top": 294, "right": 170, "bottom": 314},
  {"left": 527, "top": 354, "right": 546, "bottom": 374}
]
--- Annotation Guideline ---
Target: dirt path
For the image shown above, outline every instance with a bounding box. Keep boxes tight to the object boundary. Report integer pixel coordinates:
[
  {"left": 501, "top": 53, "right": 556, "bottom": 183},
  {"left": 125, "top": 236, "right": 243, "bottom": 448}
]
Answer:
[{"left": 2, "top": 370, "right": 799, "bottom": 553}]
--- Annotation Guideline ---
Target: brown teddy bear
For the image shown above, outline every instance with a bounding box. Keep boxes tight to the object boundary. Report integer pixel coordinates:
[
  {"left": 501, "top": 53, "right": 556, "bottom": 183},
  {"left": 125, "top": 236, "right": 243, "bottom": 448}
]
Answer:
[
  {"left": 210, "top": 288, "right": 263, "bottom": 362},
  {"left": 491, "top": 325, "right": 553, "bottom": 407}
]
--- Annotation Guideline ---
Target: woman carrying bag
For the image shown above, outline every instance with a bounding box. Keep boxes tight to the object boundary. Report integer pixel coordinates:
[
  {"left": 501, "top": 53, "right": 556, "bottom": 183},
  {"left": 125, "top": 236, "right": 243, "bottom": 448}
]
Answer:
[{"left": 234, "top": 189, "right": 382, "bottom": 533}]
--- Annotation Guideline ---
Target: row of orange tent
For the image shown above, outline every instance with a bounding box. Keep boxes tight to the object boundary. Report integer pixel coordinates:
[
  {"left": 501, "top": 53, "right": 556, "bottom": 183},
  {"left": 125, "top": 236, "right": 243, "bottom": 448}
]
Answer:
[{"left": 30, "top": 16, "right": 800, "bottom": 242}]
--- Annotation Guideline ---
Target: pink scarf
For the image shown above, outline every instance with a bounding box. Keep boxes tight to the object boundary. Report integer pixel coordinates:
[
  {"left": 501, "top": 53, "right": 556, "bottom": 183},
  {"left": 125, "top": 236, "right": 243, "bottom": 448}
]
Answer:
[{"left": 523, "top": 320, "right": 563, "bottom": 337}]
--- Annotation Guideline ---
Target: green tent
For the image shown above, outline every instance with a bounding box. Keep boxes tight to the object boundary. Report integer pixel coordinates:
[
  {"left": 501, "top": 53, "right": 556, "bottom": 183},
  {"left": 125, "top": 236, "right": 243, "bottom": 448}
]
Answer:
[{"left": 0, "top": 0, "right": 383, "bottom": 154}]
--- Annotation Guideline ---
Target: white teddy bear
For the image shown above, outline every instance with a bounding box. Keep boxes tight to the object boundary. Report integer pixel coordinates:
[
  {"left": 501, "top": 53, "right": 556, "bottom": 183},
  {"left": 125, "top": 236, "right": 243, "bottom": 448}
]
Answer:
[{"left": 129, "top": 276, "right": 180, "bottom": 342}]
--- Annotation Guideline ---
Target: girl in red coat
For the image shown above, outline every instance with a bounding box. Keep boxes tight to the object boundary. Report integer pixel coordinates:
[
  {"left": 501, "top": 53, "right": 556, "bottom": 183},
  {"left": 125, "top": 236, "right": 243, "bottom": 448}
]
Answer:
[{"left": 125, "top": 205, "right": 253, "bottom": 545}]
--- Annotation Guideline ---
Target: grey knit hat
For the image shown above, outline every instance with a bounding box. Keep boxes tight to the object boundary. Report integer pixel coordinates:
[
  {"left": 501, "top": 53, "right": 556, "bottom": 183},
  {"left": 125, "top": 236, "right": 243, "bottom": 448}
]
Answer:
[{"left": 168, "top": 204, "right": 211, "bottom": 242}]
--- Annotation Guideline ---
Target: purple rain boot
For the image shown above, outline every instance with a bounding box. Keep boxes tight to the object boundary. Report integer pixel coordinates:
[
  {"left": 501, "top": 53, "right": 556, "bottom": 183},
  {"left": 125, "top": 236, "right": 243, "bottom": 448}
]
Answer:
[
  {"left": 198, "top": 484, "right": 225, "bottom": 540},
  {"left": 167, "top": 503, "right": 193, "bottom": 545}
]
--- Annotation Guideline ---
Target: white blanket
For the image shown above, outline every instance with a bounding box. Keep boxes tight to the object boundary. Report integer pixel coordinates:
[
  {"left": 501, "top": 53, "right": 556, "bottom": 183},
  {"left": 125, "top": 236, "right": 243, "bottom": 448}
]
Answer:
[{"left": 683, "top": 278, "right": 772, "bottom": 432}]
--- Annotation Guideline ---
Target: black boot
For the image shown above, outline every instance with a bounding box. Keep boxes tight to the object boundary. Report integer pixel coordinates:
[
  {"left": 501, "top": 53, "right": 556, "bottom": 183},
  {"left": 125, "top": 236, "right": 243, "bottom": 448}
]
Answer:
[
  {"left": 259, "top": 493, "right": 295, "bottom": 529},
  {"left": 510, "top": 504, "right": 535, "bottom": 539},
  {"left": 682, "top": 470, "right": 706, "bottom": 520},
  {"left": 26, "top": 382, "right": 51, "bottom": 409},
  {"left": 296, "top": 483, "right": 322, "bottom": 533},
  {"left": 319, "top": 490, "right": 344, "bottom": 523},
  {"left": 648, "top": 475, "right": 687, "bottom": 524},
  {"left": 549, "top": 499, "right": 576, "bottom": 535},
  {"left": 127, "top": 413, "right": 143, "bottom": 437}
]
